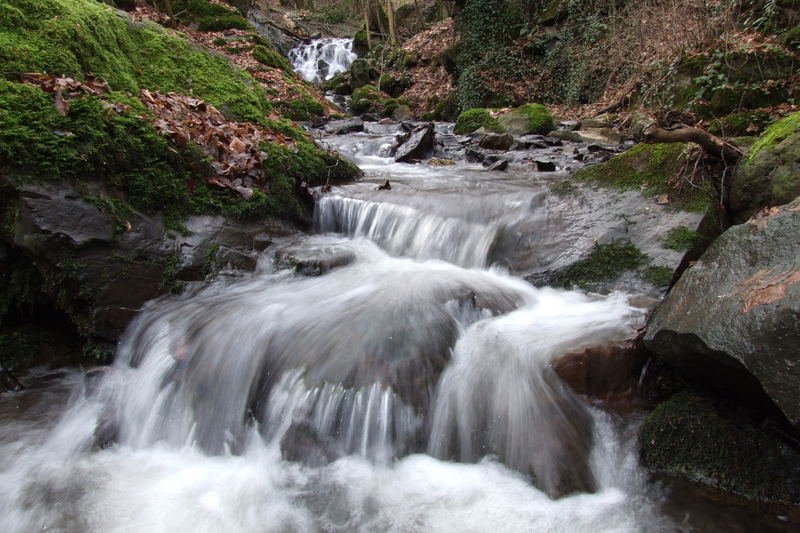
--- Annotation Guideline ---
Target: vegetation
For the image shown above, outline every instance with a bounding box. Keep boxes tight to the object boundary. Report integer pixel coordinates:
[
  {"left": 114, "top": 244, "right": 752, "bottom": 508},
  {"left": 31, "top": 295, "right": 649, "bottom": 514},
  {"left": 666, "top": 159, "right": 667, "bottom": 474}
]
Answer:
[
  {"left": 551, "top": 239, "right": 648, "bottom": 289},
  {"left": 663, "top": 226, "right": 703, "bottom": 251},
  {"left": 573, "top": 143, "right": 711, "bottom": 213}
]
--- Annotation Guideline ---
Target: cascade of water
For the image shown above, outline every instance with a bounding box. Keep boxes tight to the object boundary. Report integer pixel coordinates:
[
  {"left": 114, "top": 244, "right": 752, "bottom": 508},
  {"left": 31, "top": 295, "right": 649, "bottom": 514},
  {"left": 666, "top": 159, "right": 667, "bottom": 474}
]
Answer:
[
  {"left": 314, "top": 195, "right": 502, "bottom": 268},
  {"left": 289, "top": 38, "right": 356, "bottom": 83}
]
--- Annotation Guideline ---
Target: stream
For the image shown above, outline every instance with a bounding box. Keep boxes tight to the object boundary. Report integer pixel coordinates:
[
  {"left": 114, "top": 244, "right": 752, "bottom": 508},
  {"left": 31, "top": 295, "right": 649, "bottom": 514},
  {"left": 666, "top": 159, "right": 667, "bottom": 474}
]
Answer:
[{"left": 0, "top": 39, "right": 793, "bottom": 533}]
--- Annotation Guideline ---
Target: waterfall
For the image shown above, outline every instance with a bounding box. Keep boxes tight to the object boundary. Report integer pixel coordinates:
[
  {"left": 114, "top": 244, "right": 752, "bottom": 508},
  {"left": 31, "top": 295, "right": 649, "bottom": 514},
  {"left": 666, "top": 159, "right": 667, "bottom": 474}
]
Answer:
[
  {"left": 289, "top": 38, "right": 356, "bottom": 83},
  {"left": 0, "top": 126, "right": 685, "bottom": 532}
]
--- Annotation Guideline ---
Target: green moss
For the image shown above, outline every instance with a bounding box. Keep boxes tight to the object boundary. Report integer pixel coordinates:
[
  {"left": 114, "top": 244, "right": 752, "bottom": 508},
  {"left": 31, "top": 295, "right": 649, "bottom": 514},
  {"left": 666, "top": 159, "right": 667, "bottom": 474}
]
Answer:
[
  {"left": 639, "top": 391, "right": 800, "bottom": 503},
  {"left": 709, "top": 111, "right": 772, "bottom": 137},
  {"left": 549, "top": 180, "right": 580, "bottom": 197},
  {"left": 643, "top": 265, "right": 674, "bottom": 287},
  {"left": 498, "top": 103, "right": 554, "bottom": 135},
  {"left": 453, "top": 108, "right": 504, "bottom": 135},
  {"left": 281, "top": 97, "right": 324, "bottom": 121},
  {"left": 350, "top": 84, "right": 383, "bottom": 115},
  {"left": 745, "top": 111, "right": 800, "bottom": 165},
  {"left": 663, "top": 225, "right": 703, "bottom": 251},
  {"left": 172, "top": 0, "right": 248, "bottom": 31},
  {"left": 252, "top": 45, "right": 292, "bottom": 74},
  {"left": 379, "top": 72, "right": 410, "bottom": 98},
  {"left": 552, "top": 239, "right": 648, "bottom": 289},
  {"left": 573, "top": 143, "right": 710, "bottom": 213},
  {"left": 0, "top": 0, "right": 271, "bottom": 122}
]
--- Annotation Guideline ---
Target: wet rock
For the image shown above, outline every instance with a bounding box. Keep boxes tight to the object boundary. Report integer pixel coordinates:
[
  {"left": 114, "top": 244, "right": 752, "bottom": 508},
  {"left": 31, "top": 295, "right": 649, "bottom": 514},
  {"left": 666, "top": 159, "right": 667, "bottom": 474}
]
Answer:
[
  {"left": 378, "top": 117, "right": 396, "bottom": 125},
  {"left": 280, "top": 421, "right": 337, "bottom": 467},
  {"left": 324, "top": 118, "right": 364, "bottom": 134},
  {"left": 395, "top": 123, "right": 435, "bottom": 163},
  {"left": 543, "top": 137, "right": 564, "bottom": 147},
  {"left": 486, "top": 159, "right": 509, "bottom": 171},
  {"left": 479, "top": 132, "right": 514, "bottom": 150},
  {"left": 465, "top": 147, "right": 485, "bottom": 163},
  {"left": 548, "top": 130, "right": 583, "bottom": 143},
  {"left": 557, "top": 120, "right": 581, "bottom": 131},
  {"left": 360, "top": 113, "right": 382, "bottom": 122},
  {"left": 639, "top": 391, "right": 800, "bottom": 504},
  {"left": 644, "top": 197, "right": 800, "bottom": 426},
  {"left": 534, "top": 160, "right": 557, "bottom": 172},
  {"left": 15, "top": 185, "right": 115, "bottom": 250},
  {"left": 428, "top": 158, "right": 456, "bottom": 166},
  {"left": 274, "top": 241, "right": 356, "bottom": 276},
  {"left": 552, "top": 339, "right": 646, "bottom": 404}
]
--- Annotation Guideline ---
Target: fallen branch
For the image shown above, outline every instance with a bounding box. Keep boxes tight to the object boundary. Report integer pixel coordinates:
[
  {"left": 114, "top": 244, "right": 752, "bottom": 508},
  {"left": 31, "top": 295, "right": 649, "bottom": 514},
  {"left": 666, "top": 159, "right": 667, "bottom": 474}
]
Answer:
[{"left": 643, "top": 125, "right": 743, "bottom": 164}]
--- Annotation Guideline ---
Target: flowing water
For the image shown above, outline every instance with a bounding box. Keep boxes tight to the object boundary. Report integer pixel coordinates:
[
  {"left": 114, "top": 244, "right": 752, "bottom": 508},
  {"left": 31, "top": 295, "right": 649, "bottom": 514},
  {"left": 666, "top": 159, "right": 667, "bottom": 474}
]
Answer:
[
  {"left": 2, "top": 45, "right": 783, "bottom": 532},
  {"left": 289, "top": 38, "right": 356, "bottom": 84}
]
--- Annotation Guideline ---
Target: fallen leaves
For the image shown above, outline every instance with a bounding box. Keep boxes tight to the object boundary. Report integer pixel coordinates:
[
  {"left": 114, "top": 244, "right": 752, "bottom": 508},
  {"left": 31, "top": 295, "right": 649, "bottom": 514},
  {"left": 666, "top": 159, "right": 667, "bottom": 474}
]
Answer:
[
  {"left": 140, "top": 88, "right": 293, "bottom": 197},
  {"left": 736, "top": 269, "right": 800, "bottom": 313},
  {"left": 19, "top": 72, "right": 111, "bottom": 115}
]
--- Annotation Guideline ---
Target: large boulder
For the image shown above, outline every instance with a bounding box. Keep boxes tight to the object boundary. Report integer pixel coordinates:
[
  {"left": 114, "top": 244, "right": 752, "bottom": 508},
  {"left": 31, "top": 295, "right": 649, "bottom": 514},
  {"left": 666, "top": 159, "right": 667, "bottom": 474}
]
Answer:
[
  {"left": 730, "top": 111, "right": 800, "bottom": 223},
  {"left": 479, "top": 132, "right": 514, "bottom": 151},
  {"left": 644, "top": 196, "right": 800, "bottom": 425}
]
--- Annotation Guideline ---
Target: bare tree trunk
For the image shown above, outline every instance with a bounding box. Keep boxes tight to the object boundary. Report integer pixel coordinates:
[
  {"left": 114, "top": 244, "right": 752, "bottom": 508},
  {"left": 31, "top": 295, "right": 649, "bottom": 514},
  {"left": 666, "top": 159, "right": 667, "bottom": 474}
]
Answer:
[
  {"left": 386, "top": 0, "right": 397, "bottom": 45},
  {"left": 643, "top": 125, "right": 743, "bottom": 164},
  {"left": 363, "top": 0, "right": 372, "bottom": 48}
]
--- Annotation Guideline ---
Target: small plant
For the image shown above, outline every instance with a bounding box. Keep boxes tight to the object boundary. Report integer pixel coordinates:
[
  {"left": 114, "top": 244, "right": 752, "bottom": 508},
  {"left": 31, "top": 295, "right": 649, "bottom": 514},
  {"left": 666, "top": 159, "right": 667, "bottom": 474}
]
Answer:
[
  {"left": 663, "top": 226, "right": 703, "bottom": 251},
  {"left": 644, "top": 265, "right": 674, "bottom": 287}
]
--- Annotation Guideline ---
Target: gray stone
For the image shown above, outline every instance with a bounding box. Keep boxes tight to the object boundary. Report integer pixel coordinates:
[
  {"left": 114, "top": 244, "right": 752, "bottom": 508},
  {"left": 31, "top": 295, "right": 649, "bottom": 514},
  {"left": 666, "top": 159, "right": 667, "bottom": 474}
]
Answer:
[
  {"left": 644, "top": 196, "right": 800, "bottom": 425},
  {"left": 486, "top": 159, "right": 509, "bottom": 171},
  {"left": 324, "top": 118, "right": 364, "bottom": 134},
  {"left": 395, "top": 123, "right": 435, "bottom": 163},
  {"left": 479, "top": 132, "right": 514, "bottom": 151}
]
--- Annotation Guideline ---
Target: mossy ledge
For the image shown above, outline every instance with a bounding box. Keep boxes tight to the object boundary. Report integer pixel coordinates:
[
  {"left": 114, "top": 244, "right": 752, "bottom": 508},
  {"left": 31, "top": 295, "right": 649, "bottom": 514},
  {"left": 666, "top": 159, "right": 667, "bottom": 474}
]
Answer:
[
  {"left": 639, "top": 391, "right": 800, "bottom": 504},
  {"left": 453, "top": 108, "right": 503, "bottom": 135},
  {"left": 572, "top": 142, "right": 711, "bottom": 213}
]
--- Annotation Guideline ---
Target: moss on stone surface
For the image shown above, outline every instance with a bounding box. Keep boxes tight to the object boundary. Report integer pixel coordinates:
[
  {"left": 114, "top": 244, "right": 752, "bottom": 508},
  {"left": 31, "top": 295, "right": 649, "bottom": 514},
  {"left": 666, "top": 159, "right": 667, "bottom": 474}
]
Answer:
[
  {"left": 745, "top": 111, "right": 800, "bottom": 165},
  {"left": 497, "top": 103, "right": 554, "bottom": 135},
  {"left": 252, "top": 45, "right": 292, "bottom": 74},
  {"left": 551, "top": 239, "right": 648, "bottom": 289},
  {"left": 573, "top": 142, "right": 711, "bottom": 213},
  {"left": 639, "top": 391, "right": 800, "bottom": 503},
  {"left": 0, "top": 0, "right": 271, "bottom": 122},
  {"left": 663, "top": 225, "right": 703, "bottom": 251},
  {"left": 453, "top": 108, "right": 504, "bottom": 135},
  {"left": 350, "top": 84, "right": 383, "bottom": 114}
]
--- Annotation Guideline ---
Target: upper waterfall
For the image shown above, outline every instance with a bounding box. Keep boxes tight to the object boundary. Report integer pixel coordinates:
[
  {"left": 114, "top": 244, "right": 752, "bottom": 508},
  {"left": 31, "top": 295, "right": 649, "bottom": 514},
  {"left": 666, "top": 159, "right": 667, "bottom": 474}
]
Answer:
[{"left": 289, "top": 37, "right": 356, "bottom": 83}]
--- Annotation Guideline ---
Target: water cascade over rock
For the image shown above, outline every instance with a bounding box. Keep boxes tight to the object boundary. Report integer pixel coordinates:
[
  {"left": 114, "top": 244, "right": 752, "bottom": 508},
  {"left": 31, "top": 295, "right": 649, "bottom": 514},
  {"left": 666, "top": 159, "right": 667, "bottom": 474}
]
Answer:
[{"left": 288, "top": 38, "right": 357, "bottom": 83}]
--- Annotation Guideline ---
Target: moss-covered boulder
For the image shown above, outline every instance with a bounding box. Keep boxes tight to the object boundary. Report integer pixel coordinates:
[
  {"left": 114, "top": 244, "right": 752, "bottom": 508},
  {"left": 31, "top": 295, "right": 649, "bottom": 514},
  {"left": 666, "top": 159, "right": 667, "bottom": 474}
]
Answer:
[
  {"left": 350, "top": 84, "right": 384, "bottom": 115},
  {"left": 379, "top": 72, "right": 411, "bottom": 98},
  {"left": 497, "top": 104, "right": 554, "bottom": 135},
  {"left": 639, "top": 391, "right": 800, "bottom": 503},
  {"left": 349, "top": 58, "right": 373, "bottom": 89},
  {"left": 573, "top": 143, "right": 710, "bottom": 213},
  {"left": 453, "top": 108, "right": 504, "bottom": 135},
  {"left": 730, "top": 111, "right": 800, "bottom": 223}
]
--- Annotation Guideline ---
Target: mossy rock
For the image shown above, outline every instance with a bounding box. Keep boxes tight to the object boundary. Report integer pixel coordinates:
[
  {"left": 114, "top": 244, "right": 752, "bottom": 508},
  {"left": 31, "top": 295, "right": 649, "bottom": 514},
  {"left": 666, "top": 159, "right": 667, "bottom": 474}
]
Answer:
[
  {"left": 353, "top": 30, "right": 369, "bottom": 56},
  {"left": 349, "top": 58, "right": 373, "bottom": 89},
  {"left": 639, "top": 391, "right": 800, "bottom": 503},
  {"left": 252, "top": 45, "right": 292, "bottom": 74},
  {"left": 497, "top": 103, "right": 554, "bottom": 135},
  {"left": 350, "top": 84, "right": 384, "bottom": 115},
  {"left": 0, "top": 0, "right": 271, "bottom": 122},
  {"left": 573, "top": 143, "right": 711, "bottom": 213},
  {"left": 453, "top": 108, "right": 504, "bottom": 135},
  {"left": 379, "top": 72, "right": 410, "bottom": 98},
  {"left": 730, "top": 111, "right": 800, "bottom": 222},
  {"left": 172, "top": 0, "right": 248, "bottom": 31}
]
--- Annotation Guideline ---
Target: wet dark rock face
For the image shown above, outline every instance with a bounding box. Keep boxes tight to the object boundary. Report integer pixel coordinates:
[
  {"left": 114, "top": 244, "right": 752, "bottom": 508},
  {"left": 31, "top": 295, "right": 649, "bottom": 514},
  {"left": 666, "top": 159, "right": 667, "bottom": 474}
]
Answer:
[
  {"left": 4, "top": 182, "right": 298, "bottom": 341},
  {"left": 644, "top": 196, "right": 800, "bottom": 426}
]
